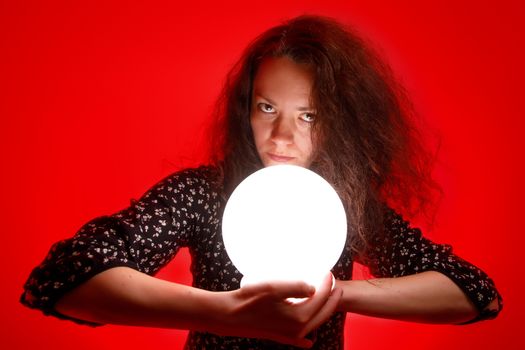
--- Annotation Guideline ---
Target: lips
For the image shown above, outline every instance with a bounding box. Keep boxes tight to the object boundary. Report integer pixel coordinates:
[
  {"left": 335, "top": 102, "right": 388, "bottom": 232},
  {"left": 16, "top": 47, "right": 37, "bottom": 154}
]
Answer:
[{"left": 267, "top": 153, "right": 295, "bottom": 162}]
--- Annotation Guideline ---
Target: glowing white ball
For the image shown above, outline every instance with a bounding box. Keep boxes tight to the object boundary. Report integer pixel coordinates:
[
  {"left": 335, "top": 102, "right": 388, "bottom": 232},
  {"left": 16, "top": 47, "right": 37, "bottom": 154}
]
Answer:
[{"left": 222, "top": 165, "right": 347, "bottom": 288}]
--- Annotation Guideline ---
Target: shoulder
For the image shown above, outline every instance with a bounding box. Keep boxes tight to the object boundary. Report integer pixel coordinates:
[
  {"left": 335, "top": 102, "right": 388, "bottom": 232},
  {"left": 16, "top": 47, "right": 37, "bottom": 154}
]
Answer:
[
  {"left": 165, "top": 165, "right": 222, "bottom": 185},
  {"left": 145, "top": 165, "right": 224, "bottom": 200},
  {"left": 383, "top": 207, "right": 406, "bottom": 228},
  {"left": 383, "top": 207, "right": 420, "bottom": 234},
  {"left": 367, "top": 207, "right": 423, "bottom": 255},
  {"left": 148, "top": 165, "right": 221, "bottom": 186}
]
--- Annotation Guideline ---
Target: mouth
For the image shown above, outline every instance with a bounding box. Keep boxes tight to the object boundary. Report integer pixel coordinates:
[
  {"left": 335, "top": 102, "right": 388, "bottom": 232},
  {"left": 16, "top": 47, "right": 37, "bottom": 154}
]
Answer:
[{"left": 267, "top": 153, "right": 295, "bottom": 163}]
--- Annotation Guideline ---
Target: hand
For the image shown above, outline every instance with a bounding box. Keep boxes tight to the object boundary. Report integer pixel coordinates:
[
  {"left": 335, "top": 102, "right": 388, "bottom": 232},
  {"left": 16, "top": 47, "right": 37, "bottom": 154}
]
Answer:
[{"left": 214, "top": 273, "right": 342, "bottom": 348}]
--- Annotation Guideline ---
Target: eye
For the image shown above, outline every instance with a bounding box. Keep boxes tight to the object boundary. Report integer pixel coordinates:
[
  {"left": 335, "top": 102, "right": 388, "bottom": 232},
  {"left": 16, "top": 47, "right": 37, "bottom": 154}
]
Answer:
[
  {"left": 300, "top": 112, "right": 316, "bottom": 123},
  {"left": 257, "top": 103, "right": 275, "bottom": 113}
]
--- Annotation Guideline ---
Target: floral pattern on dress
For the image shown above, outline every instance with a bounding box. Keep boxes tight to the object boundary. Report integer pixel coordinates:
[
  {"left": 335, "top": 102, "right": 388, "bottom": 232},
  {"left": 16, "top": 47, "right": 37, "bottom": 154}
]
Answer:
[{"left": 21, "top": 166, "right": 501, "bottom": 349}]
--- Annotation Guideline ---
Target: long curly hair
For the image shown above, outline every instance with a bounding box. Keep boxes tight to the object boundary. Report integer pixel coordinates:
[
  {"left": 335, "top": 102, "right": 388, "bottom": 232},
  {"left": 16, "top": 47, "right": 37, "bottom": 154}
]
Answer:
[{"left": 209, "top": 15, "right": 441, "bottom": 262}]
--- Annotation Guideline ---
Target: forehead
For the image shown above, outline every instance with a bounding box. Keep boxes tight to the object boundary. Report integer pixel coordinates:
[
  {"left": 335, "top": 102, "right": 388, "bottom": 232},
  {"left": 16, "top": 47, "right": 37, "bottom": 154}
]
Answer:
[{"left": 252, "top": 57, "right": 313, "bottom": 98}]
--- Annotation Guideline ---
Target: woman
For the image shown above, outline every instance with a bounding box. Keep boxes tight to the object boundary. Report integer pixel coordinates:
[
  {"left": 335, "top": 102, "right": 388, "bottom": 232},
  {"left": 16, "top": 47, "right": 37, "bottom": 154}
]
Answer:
[{"left": 21, "top": 15, "right": 501, "bottom": 349}]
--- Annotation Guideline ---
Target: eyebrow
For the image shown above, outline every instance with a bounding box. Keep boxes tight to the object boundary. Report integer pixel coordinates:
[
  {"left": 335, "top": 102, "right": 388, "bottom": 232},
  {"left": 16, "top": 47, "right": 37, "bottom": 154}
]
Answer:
[{"left": 253, "top": 93, "right": 313, "bottom": 112}]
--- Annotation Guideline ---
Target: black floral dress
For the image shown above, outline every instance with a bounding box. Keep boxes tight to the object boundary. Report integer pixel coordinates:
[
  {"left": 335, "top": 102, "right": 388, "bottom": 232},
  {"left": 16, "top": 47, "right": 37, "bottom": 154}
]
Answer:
[{"left": 21, "top": 166, "right": 502, "bottom": 349}]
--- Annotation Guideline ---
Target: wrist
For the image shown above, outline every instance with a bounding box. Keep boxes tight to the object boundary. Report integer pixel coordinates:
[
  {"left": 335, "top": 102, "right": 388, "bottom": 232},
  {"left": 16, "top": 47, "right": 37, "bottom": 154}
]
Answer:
[
  {"left": 195, "top": 289, "right": 239, "bottom": 335},
  {"left": 334, "top": 279, "right": 370, "bottom": 313}
]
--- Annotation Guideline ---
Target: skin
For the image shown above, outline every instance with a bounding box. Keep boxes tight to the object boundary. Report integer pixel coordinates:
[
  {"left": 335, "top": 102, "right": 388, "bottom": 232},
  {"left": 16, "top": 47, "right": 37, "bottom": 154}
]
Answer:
[
  {"left": 250, "top": 57, "right": 497, "bottom": 323},
  {"left": 248, "top": 57, "right": 486, "bottom": 324},
  {"left": 250, "top": 57, "right": 316, "bottom": 168},
  {"left": 56, "top": 268, "right": 340, "bottom": 348},
  {"left": 54, "top": 57, "right": 497, "bottom": 348}
]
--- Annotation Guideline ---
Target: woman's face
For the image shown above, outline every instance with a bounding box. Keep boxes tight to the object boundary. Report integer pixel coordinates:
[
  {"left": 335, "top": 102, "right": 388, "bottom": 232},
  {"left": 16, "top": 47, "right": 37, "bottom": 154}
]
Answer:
[{"left": 250, "top": 57, "right": 315, "bottom": 168}]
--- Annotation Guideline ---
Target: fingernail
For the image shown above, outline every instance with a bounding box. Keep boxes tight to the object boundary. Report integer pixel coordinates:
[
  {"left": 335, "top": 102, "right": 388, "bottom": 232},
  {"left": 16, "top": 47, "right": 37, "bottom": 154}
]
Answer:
[{"left": 308, "top": 285, "right": 316, "bottom": 295}]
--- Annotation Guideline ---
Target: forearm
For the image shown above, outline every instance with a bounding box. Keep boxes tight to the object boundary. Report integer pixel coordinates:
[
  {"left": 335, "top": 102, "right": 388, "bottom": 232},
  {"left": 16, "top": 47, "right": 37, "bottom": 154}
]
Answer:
[
  {"left": 54, "top": 267, "right": 342, "bottom": 348},
  {"left": 54, "top": 266, "right": 226, "bottom": 331},
  {"left": 336, "top": 271, "right": 483, "bottom": 324}
]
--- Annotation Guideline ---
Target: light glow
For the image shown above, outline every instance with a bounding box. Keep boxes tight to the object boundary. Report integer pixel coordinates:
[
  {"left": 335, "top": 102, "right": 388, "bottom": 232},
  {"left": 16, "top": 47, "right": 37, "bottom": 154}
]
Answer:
[{"left": 222, "top": 165, "right": 347, "bottom": 288}]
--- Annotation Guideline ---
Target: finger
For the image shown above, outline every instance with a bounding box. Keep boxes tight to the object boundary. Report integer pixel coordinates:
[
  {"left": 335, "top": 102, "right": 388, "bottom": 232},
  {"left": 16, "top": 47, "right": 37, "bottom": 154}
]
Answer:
[
  {"left": 299, "top": 287, "right": 343, "bottom": 338},
  {"left": 298, "top": 273, "right": 334, "bottom": 314},
  {"left": 269, "top": 280, "right": 316, "bottom": 300},
  {"left": 241, "top": 280, "right": 315, "bottom": 300}
]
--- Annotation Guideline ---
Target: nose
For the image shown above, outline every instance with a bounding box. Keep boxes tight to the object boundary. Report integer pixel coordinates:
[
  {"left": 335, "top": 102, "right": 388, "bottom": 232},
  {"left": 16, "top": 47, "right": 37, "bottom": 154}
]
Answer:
[{"left": 270, "top": 116, "right": 294, "bottom": 146}]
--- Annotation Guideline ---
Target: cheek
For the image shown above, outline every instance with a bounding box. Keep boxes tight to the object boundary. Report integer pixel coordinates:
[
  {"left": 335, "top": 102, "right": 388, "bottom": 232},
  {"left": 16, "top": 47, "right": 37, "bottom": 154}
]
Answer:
[
  {"left": 249, "top": 117, "right": 257, "bottom": 139},
  {"left": 298, "top": 130, "right": 314, "bottom": 153},
  {"left": 250, "top": 120, "right": 267, "bottom": 145}
]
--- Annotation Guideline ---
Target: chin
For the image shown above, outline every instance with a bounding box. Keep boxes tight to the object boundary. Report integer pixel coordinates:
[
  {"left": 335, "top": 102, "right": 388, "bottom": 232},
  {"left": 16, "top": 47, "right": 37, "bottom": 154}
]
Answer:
[{"left": 264, "top": 160, "right": 308, "bottom": 168}]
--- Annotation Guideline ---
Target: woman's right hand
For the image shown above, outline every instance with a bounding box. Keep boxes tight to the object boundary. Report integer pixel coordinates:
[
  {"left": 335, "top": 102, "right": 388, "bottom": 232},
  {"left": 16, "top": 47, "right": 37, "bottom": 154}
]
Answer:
[
  {"left": 55, "top": 267, "right": 341, "bottom": 348},
  {"left": 212, "top": 273, "right": 342, "bottom": 348}
]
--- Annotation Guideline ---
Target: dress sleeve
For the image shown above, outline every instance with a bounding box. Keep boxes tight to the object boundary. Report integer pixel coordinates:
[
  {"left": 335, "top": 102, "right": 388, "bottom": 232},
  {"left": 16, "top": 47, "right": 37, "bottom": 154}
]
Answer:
[
  {"left": 20, "top": 167, "right": 219, "bottom": 325},
  {"left": 365, "top": 209, "right": 502, "bottom": 323}
]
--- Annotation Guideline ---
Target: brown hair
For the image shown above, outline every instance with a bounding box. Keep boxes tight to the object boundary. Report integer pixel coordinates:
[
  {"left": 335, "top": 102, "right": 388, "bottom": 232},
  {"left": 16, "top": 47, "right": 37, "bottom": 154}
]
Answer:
[{"left": 209, "top": 15, "right": 440, "bottom": 262}]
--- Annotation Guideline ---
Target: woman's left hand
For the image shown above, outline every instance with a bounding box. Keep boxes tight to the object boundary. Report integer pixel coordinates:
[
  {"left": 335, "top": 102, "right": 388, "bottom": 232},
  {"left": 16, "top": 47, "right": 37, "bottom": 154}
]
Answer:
[{"left": 211, "top": 273, "right": 342, "bottom": 348}]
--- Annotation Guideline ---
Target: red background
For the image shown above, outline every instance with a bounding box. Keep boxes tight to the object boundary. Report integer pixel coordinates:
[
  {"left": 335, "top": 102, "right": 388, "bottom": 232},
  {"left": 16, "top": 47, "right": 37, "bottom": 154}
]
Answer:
[{"left": 2, "top": 1, "right": 523, "bottom": 349}]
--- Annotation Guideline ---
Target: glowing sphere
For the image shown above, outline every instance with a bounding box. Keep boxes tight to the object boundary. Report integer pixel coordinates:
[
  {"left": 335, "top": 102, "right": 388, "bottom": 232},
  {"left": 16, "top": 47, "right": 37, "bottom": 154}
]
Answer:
[{"left": 222, "top": 165, "right": 347, "bottom": 288}]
